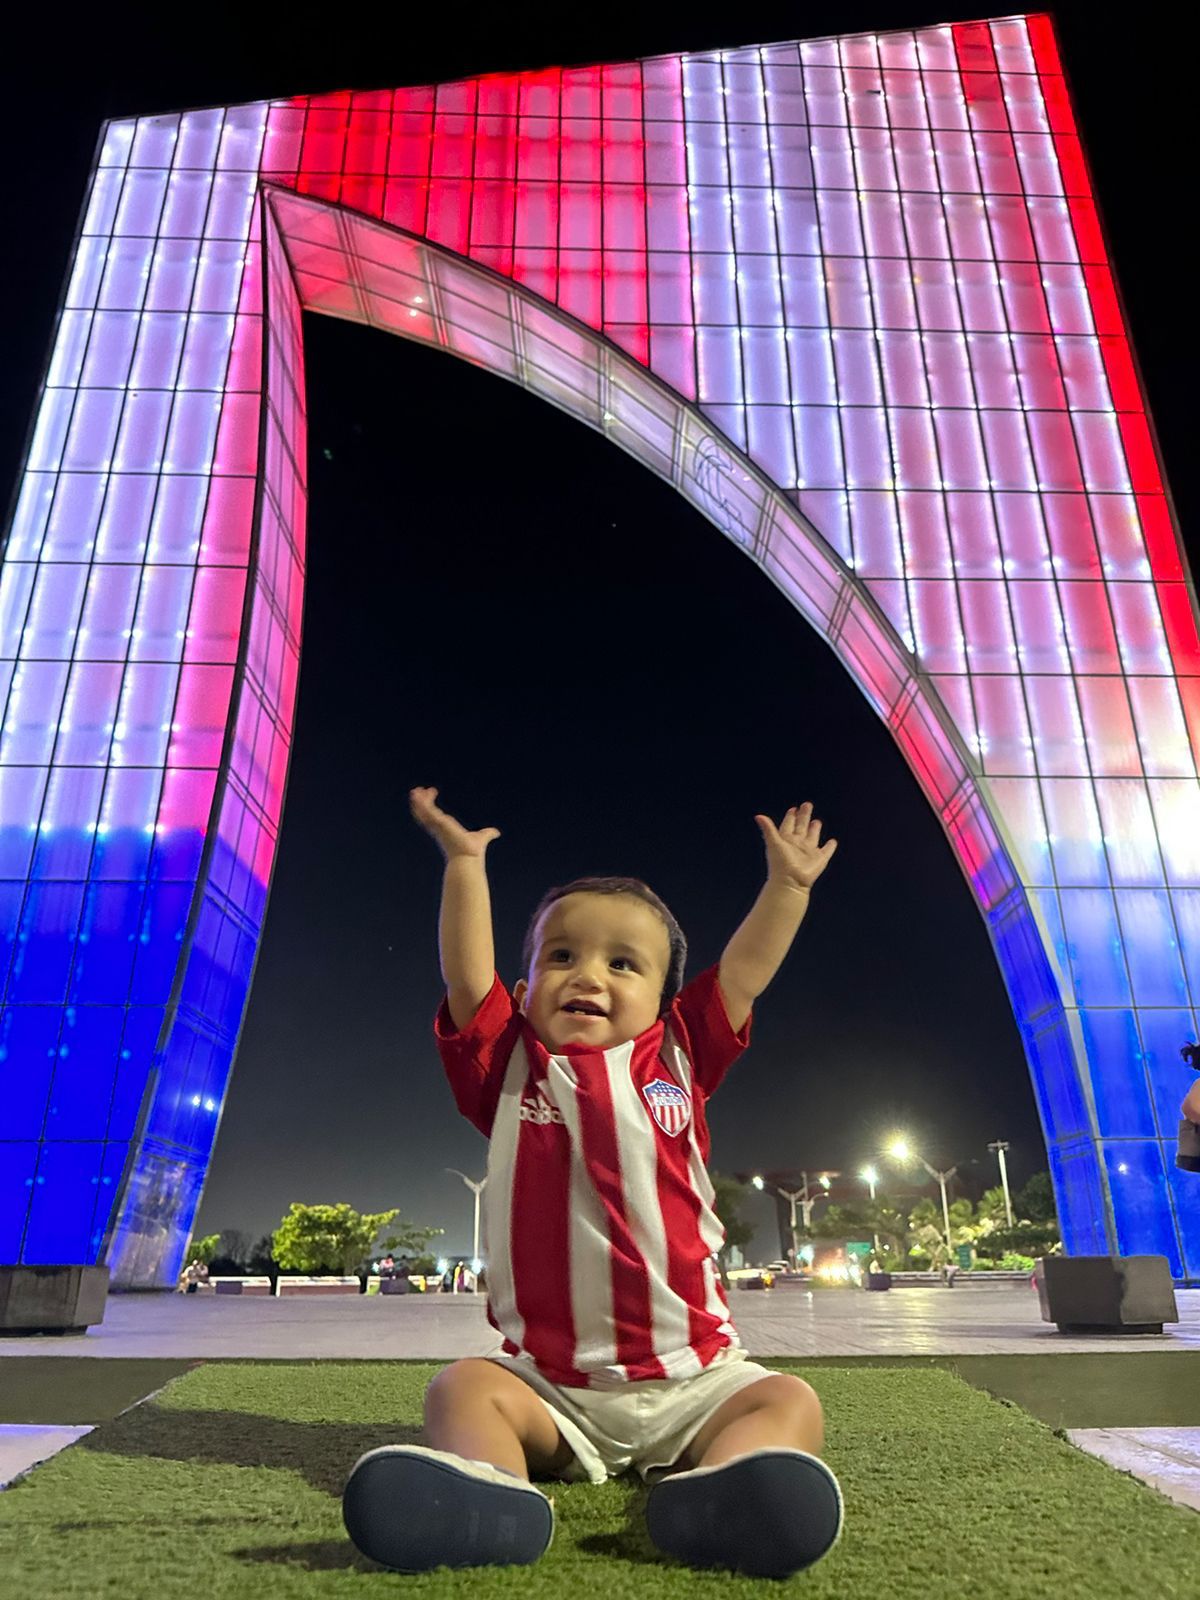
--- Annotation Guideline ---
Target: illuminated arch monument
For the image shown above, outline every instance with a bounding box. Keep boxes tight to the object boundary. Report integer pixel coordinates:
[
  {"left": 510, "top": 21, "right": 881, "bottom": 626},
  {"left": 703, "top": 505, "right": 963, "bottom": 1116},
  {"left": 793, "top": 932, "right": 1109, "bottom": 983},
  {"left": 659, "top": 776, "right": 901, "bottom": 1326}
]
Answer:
[{"left": 2, "top": 14, "right": 1198, "bottom": 1288}]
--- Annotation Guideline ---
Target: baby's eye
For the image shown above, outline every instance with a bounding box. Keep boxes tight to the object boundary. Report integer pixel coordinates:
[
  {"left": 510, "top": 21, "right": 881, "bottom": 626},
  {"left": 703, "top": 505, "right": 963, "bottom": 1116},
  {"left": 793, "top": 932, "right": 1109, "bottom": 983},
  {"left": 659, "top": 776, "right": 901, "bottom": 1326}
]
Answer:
[
  {"left": 611, "top": 957, "right": 635, "bottom": 971},
  {"left": 548, "top": 949, "right": 570, "bottom": 962}
]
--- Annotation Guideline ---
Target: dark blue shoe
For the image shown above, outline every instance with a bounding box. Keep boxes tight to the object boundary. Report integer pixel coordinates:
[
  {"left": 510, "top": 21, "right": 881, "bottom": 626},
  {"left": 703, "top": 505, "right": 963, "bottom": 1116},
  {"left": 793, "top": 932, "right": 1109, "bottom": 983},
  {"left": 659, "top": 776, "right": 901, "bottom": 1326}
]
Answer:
[
  {"left": 645, "top": 1448, "right": 843, "bottom": 1578},
  {"left": 342, "top": 1445, "right": 554, "bottom": 1571}
]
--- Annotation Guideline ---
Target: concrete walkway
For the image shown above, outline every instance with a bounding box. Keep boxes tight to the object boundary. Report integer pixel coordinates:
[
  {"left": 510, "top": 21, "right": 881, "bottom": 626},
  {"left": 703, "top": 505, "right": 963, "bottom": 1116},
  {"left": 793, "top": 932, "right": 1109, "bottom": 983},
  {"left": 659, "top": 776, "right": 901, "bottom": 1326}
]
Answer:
[
  {"left": 0, "top": 1426, "right": 92, "bottom": 1491},
  {"left": 2, "top": 1282, "right": 1196, "bottom": 1360},
  {"left": 1067, "top": 1427, "right": 1200, "bottom": 1513}
]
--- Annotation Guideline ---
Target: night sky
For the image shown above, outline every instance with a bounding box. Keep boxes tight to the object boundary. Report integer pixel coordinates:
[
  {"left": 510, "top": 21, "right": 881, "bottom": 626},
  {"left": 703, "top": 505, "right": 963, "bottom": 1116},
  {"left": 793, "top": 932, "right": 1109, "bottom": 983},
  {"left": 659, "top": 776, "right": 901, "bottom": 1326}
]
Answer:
[{"left": 1, "top": 6, "right": 1193, "bottom": 1260}]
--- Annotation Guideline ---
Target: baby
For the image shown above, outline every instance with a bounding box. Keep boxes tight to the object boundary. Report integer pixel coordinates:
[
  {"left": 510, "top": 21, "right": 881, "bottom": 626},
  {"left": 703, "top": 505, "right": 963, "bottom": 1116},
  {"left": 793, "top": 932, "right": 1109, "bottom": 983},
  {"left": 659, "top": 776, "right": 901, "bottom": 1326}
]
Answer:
[{"left": 342, "top": 787, "right": 841, "bottom": 1579}]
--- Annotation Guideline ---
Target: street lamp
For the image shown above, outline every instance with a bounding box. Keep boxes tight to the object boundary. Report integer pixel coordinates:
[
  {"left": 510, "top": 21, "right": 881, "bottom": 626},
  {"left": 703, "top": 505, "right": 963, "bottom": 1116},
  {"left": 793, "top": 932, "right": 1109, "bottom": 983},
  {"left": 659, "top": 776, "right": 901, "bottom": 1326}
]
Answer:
[
  {"left": 446, "top": 1168, "right": 487, "bottom": 1267},
  {"left": 987, "top": 1140, "right": 1014, "bottom": 1227},
  {"left": 860, "top": 1165, "right": 881, "bottom": 1253},
  {"left": 887, "top": 1138, "right": 957, "bottom": 1263},
  {"left": 752, "top": 1172, "right": 834, "bottom": 1264}
]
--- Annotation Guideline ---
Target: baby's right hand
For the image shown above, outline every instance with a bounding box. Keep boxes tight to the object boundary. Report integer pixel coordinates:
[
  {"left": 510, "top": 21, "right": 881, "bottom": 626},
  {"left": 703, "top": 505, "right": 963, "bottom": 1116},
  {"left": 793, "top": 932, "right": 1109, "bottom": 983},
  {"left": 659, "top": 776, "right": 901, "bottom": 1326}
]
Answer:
[{"left": 409, "top": 787, "right": 502, "bottom": 861}]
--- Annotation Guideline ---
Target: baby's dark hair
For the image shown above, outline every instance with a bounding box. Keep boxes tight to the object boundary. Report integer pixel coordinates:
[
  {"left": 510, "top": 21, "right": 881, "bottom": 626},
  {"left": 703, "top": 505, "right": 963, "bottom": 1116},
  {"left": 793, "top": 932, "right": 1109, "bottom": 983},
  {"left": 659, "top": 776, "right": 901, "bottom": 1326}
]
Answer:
[{"left": 521, "top": 876, "right": 688, "bottom": 1014}]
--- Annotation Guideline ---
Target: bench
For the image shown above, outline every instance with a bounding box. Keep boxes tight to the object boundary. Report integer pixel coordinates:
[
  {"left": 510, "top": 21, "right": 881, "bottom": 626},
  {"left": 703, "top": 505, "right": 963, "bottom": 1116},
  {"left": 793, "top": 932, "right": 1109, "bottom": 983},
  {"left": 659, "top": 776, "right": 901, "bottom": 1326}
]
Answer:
[
  {"left": 274, "top": 1276, "right": 362, "bottom": 1296},
  {"left": 957, "top": 1270, "right": 1034, "bottom": 1285},
  {"left": 204, "top": 1277, "right": 272, "bottom": 1296},
  {"left": 887, "top": 1269, "right": 1034, "bottom": 1288}
]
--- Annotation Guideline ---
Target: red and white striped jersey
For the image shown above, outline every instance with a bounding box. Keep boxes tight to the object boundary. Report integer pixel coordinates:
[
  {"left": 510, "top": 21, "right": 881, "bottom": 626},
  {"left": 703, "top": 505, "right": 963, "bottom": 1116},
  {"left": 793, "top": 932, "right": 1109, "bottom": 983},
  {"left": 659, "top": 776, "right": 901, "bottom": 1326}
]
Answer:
[{"left": 434, "top": 965, "right": 752, "bottom": 1387}]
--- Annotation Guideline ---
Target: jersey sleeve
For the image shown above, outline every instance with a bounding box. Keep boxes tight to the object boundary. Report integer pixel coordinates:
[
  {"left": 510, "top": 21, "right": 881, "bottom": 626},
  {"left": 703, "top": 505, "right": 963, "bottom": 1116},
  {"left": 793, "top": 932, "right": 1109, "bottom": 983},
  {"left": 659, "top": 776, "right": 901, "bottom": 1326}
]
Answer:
[
  {"left": 433, "top": 974, "right": 522, "bottom": 1136},
  {"left": 669, "top": 963, "right": 753, "bottom": 1097}
]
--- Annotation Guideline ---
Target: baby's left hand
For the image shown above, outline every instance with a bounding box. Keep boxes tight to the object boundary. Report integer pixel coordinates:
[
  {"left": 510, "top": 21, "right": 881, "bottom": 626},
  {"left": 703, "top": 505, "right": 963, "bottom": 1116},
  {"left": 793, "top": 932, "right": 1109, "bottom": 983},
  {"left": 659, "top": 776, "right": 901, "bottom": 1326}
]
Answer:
[{"left": 754, "top": 802, "right": 838, "bottom": 891}]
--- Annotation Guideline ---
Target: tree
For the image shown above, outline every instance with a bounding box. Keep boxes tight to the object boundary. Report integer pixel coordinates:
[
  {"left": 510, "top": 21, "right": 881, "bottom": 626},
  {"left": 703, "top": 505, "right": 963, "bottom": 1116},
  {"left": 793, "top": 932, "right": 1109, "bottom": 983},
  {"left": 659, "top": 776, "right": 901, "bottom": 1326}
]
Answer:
[
  {"left": 976, "top": 1186, "right": 1010, "bottom": 1230},
  {"left": 207, "top": 1227, "right": 254, "bottom": 1276},
  {"left": 376, "top": 1220, "right": 444, "bottom": 1261},
  {"left": 811, "top": 1204, "right": 869, "bottom": 1238},
  {"left": 216, "top": 1228, "right": 251, "bottom": 1265},
  {"left": 246, "top": 1234, "right": 278, "bottom": 1275},
  {"left": 866, "top": 1202, "right": 910, "bottom": 1267},
  {"left": 1015, "top": 1171, "right": 1058, "bottom": 1224},
  {"left": 185, "top": 1232, "right": 219, "bottom": 1265},
  {"left": 272, "top": 1203, "right": 400, "bottom": 1276},
  {"left": 710, "top": 1174, "right": 755, "bottom": 1286},
  {"left": 906, "top": 1197, "right": 980, "bottom": 1267}
]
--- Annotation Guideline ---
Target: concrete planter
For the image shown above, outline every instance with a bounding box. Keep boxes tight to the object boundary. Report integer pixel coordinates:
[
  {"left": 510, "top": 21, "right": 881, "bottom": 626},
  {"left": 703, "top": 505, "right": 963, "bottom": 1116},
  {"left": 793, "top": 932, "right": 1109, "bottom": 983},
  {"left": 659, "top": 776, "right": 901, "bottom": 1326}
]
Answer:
[
  {"left": 0, "top": 1264, "right": 109, "bottom": 1335},
  {"left": 1033, "top": 1254, "right": 1178, "bottom": 1334}
]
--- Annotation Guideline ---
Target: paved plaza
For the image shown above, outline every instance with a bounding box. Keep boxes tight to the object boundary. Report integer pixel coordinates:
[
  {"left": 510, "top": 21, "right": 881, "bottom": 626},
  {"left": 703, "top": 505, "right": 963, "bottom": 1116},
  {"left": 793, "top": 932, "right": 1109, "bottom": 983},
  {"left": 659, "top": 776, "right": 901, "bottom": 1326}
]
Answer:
[
  {"left": 2, "top": 1280, "right": 1198, "bottom": 1361},
  {"left": 3, "top": 1283, "right": 1199, "bottom": 1510}
]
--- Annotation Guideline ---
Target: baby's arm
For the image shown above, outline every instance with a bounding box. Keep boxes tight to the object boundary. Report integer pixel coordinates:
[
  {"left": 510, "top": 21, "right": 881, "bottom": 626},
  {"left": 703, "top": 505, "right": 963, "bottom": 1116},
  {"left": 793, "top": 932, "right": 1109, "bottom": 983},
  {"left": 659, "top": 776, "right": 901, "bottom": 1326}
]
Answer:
[
  {"left": 718, "top": 802, "right": 838, "bottom": 1033},
  {"left": 410, "top": 787, "right": 502, "bottom": 1030}
]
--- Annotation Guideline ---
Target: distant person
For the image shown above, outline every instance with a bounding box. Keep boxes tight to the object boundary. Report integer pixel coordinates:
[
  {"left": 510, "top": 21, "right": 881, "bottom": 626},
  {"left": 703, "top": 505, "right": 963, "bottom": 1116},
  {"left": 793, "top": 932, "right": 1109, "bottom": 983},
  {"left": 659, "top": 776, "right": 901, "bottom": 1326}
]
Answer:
[
  {"left": 341, "top": 787, "right": 843, "bottom": 1580},
  {"left": 1180, "top": 1053, "right": 1200, "bottom": 1171},
  {"left": 377, "top": 1255, "right": 396, "bottom": 1279},
  {"left": 178, "top": 1260, "right": 209, "bottom": 1294}
]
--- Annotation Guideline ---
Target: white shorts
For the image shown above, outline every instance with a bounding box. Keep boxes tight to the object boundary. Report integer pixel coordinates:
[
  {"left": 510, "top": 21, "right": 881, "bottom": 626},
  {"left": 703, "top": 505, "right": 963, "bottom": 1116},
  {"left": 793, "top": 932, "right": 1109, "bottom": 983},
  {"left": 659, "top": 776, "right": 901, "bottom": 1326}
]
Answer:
[{"left": 487, "top": 1346, "right": 776, "bottom": 1484}]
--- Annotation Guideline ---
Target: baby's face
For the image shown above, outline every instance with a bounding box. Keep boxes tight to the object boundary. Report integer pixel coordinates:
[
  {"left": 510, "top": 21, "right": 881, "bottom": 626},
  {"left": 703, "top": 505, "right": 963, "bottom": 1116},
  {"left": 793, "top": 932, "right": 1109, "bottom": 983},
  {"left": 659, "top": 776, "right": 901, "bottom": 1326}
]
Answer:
[{"left": 513, "top": 892, "right": 671, "bottom": 1052}]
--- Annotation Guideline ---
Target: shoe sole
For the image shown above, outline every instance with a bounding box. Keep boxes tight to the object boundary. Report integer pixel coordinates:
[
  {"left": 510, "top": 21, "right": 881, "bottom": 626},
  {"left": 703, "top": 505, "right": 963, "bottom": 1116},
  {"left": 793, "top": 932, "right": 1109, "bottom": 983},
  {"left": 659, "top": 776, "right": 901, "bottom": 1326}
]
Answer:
[
  {"left": 342, "top": 1448, "right": 554, "bottom": 1571},
  {"left": 645, "top": 1449, "right": 843, "bottom": 1578}
]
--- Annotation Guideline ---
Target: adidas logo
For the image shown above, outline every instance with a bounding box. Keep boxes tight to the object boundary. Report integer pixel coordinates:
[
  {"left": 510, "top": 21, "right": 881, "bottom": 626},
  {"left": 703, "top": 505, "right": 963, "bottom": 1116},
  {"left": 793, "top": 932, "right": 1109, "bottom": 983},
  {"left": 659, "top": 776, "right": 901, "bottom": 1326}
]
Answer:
[{"left": 519, "top": 1095, "right": 565, "bottom": 1125}]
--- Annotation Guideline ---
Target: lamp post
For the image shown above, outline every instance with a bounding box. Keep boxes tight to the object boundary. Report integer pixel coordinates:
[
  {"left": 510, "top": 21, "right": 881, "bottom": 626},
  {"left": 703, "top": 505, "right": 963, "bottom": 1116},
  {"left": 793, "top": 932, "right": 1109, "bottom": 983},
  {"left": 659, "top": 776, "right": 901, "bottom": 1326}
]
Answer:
[
  {"left": 446, "top": 1169, "right": 487, "bottom": 1267},
  {"left": 752, "top": 1172, "right": 834, "bottom": 1264},
  {"left": 777, "top": 1187, "right": 806, "bottom": 1266},
  {"left": 860, "top": 1166, "right": 880, "bottom": 1253},
  {"left": 797, "top": 1173, "right": 833, "bottom": 1232},
  {"left": 987, "top": 1141, "right": 1014, "bottom": 1228},
  {"left": 888, "top": 1140, "right": 957, "bottom": 1263}
]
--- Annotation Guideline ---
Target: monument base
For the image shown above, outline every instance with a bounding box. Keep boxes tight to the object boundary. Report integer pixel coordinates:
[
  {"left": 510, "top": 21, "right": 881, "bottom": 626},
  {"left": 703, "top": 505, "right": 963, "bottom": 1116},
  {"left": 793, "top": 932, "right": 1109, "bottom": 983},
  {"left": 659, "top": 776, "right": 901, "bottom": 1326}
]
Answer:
[
  {"left": 1033, "top": 1254, "right": 1178, "bottom": 1334},
  {"left": 0, "top": 1264, "right": 110, "bottom": 1335}
]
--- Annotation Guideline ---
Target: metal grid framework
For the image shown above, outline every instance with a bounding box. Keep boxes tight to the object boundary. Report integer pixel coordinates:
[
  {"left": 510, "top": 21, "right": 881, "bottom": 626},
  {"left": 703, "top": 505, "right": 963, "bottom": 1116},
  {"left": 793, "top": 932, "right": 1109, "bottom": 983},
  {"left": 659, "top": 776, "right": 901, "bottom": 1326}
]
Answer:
[{"left": 1, "top": 14, "right": 1197, "bottom": 1287}]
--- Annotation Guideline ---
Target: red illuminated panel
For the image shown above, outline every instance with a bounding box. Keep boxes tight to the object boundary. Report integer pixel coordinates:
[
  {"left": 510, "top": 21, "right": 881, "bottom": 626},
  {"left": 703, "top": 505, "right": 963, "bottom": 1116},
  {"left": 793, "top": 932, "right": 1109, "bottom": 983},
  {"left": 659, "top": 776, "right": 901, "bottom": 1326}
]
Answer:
[{"left": 280, "top": 65, "right": 649, "bottom": 367}]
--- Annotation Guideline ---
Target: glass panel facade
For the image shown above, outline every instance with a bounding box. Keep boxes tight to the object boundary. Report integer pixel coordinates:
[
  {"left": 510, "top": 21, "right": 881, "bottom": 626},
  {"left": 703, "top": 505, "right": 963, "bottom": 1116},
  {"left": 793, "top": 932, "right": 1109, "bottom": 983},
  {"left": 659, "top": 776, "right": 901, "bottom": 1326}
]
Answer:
[{"left": 2, "top": 14, "right": 1197, "bottom": 1283}]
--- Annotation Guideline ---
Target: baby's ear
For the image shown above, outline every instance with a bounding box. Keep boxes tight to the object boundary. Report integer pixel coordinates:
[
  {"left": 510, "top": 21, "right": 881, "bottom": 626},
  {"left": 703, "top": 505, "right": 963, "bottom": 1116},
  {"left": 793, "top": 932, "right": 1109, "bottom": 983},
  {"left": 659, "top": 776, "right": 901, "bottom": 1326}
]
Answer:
[{"left": 513, "top": 978, "right": 527, "bottom": 1014}]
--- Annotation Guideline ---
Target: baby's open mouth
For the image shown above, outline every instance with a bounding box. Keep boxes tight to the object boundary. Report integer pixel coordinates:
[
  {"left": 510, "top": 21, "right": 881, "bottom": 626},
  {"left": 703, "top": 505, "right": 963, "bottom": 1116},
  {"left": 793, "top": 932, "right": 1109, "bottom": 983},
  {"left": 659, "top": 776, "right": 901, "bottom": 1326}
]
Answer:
[{"left": 562, "top": 1002, "right": 606, "bottom": 1017}]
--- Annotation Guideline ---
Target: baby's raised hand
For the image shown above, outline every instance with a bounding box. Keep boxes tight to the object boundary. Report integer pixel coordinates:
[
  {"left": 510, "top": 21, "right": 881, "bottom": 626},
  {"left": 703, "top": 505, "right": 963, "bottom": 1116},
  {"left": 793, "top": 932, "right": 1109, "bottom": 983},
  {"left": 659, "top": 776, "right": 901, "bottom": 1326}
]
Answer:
[
  {"left": 409, "top": 787, "right": 502, "bottom": 861},
  {"left": 755, "top": 802, "right": 838, "bottom": 891}
]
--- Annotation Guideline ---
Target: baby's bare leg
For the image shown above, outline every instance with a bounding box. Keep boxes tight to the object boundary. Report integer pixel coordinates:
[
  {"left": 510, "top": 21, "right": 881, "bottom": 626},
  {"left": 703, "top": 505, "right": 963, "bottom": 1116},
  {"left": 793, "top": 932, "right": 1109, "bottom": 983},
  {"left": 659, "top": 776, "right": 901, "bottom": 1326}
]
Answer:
[
  {"left": 646, "top": 1375, "right": 840, "bottom": 1579},
  {"left": 424, "top": 1358, "right": 575, "bottom": 1479},
  {"left": 343, "top": 1358, "right": 565, "bottom": 1571},
  {"left": 681, "top": 1373, "right": 824, "bottom": 1468}
]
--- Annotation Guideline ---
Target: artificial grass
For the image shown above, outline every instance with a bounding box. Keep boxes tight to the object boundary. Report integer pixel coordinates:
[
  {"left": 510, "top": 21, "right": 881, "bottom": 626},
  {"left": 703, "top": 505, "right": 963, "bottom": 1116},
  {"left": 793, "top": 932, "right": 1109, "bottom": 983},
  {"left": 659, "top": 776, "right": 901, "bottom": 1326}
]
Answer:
[{"left": 0, "top": 1361, "right": 1196, "bottom": 1598}]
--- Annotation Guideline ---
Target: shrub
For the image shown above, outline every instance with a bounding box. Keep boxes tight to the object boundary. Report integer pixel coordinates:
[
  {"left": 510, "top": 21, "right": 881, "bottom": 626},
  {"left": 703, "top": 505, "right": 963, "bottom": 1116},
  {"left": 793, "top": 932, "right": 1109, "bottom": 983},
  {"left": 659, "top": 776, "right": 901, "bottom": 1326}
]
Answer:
[{"left": 975, "top": 1221, "right": 1060, "bottom": 1260}]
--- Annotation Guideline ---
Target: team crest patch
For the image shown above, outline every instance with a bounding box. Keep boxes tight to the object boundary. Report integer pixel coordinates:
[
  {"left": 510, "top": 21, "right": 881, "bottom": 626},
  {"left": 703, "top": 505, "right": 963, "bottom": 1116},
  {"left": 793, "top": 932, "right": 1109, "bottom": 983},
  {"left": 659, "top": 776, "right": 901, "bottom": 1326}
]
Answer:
[{"left": 642, "top": 1077, "right": 691, "bottom": 1137}]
